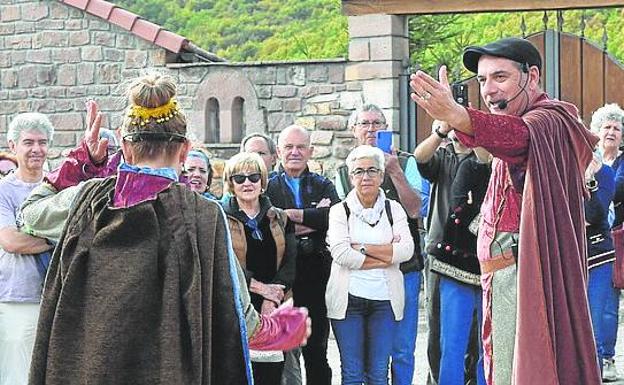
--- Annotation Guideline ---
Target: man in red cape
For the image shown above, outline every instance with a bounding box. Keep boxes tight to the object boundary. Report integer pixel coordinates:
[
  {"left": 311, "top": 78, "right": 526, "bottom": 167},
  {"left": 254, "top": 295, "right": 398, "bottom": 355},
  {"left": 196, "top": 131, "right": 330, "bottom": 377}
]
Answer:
[{"left": 410, "top": 37, "right": 601, "bottom": 385}]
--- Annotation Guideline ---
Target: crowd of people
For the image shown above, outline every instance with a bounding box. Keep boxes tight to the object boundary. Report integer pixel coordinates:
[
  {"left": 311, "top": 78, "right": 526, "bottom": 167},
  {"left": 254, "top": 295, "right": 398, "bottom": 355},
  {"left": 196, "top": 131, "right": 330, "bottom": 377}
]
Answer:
[{"left": 0, "top": 36, "right": 621, "bottom": 385}]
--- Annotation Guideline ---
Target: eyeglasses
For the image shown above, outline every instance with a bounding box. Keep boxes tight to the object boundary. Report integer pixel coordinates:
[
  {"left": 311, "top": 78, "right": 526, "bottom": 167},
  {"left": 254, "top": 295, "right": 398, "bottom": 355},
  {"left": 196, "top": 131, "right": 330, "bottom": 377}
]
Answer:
[
  {"left": 351, "top": 167, "right": 381, "bottom": 178},
  {"left": 231, "top": 173, "right": 262, "bottom": 184},
  {"left": 356, "top": 121, "right": 386, "bottom": 129}
]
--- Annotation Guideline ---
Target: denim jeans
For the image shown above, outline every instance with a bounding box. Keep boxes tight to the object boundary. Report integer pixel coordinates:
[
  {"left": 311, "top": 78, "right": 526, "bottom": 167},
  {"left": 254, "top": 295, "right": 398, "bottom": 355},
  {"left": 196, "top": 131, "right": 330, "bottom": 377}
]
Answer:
[
  {"left": 439, "top": 276, "right": 485, "bottom": 385},
  {"left": 603, "top": 280, "right": 620, "bottom": 359},
  {"left": 588, "top": 262, "right": 620, "bottom": 364},
  {"left": 391, "top": 271, "right": 421, "bottom": 385},
  {"left": 331, "top": 295, "right": 397, "bottom": 385}
]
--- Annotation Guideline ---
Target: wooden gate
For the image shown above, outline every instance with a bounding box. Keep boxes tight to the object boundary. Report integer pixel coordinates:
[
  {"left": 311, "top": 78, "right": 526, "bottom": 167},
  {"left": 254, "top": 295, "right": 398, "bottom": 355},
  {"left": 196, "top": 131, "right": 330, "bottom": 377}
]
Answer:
[{"left": 412, "top": 30, "right": 624, "bottom": 145}]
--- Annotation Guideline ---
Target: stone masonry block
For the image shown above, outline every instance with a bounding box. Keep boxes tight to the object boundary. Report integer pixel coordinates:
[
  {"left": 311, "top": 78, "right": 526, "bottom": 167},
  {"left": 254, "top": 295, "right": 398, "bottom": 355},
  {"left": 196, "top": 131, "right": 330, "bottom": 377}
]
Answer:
[
  {"left": 348, "top": 38, "right": 370, "bottom": 61},
  {"left": 26, "top": 50, "right": 51, "bottom": 64},
  {"left": 67, "top": 87, "right": 88, "bottom": 98},
  {"left": 53, "top": 48, "right": 80, "bottom": 63},
  {"left": 125, "top": 50, "right": 148, "bottom": 68},
  {"left": 9, "top": 90, "right": 27, "bottom": 100},
  {"left": 103, "top": 48, "right": 123, "bottom": 62},
  {"left": 179, "top": 67, "right": 206, "bottom": 84},
  {"left": 47, "top": 88, "right": 65, "bottom": 98},
  {"left": 295, "top": 117, "right": 315, "bottom": 130},
  {"left": 57, "top": 64, "right": 77, "bottom": 86},
  {"left": 0, "top": 53, "right": 10, "bottom": 68},
  {"left": 283, "top": 99, "right": 301, "bottom": 112},
  {"left": 288, "top": 66, "right": 306, "bottom": 86},
  {"left": 12, "top": 51, "right": 26, "bottom": 65},
  {"left": 328, "top": 65, "right": 345, "bottom": 84},
  {"left": 65, "top": 19, "right": 84, "bottom": 30},
  {"left": 300, "top": 85, "right": 318, "bottom": 98},
  {"left": 81, "top": 46, "right": 103, "bottom": 61},
  {"left": 97, "top": 63, "right": 122, "bottom": 84},
  {"left": 272, "top": 85, "right": 298, "bottom": 98},
  {"left": 31, "top": 99, "right": 56, "bottom": 113},
  {"left": 17, "top": 66, "right": 38, "bottom": 88},
  {"left": 116, "top": 34, "right": 136, "bottom": 49},
  {"left": 308, "top": 93, "right": 339, "bottom": 104},
  {"left": 267, "top": 113, "right": 294, "bottom": 132},
  {"left": 77, "top": 62, "right": 95, "bottom": 85},
  {"left": 33, "top": 31, "right": 68, "bottom": 48},
  {"left": 255, "top": 86, "right": 272, "bottom": 99},
  {"left": 307, "top": 65, "right": 329, "bottom": 82},
  {"left": 49, "top": 3, "right": 69, "bottom": 19},
  {"left": 340, "top": 91, "right": 364, "bottom": 110},
  {"left": 1, "top": 70, "right": 18, "bottom": 89},
  {"left": 248, "top": 67, "right": 277, "bottom": 85},
  {"left": 94, "top": 31, "right": 115, "bottom": 47},
  {"left": 345, "top": 61, "right": 402, "bottom": 81},
  {"left": 318, "top": 85, "right": 334, "bottom": 94},
  {"left": 6, "top": 35, "right": 31, "bottom": 49},
  {"left": 263, "top": 99, "right": 282, "bottom": 112},
  {"left": 55, "top": 100, "right": 73, "bottom": 112},
  {"left": 29, "top": 88, "right": 47, "bottom": 98},
  {"left": 316, "top": 116, "right": 346, "bottom": 131},
  {"left": 49, "top": 113, "right": 83, "bottom": 131},
  {"left": 348, "top": 14, "right": 407, "bottom": 38},
  {"left": 312, "top": 146, "right": 331, "bottom": 159},
  {"left": 69, "top": 30, "right": 90, "bottom": 46},
  {"left": 0, "top": 23, "right": 15, "bottom": 36},
  {"left": 362, "top": 79, "right": 399, "bottom": 109},
  {"left": 89, "top": 19, "right": 111, "bottom": 31},
  {"left": 1, "top": 5, "right": 20, "bottom": 22},
  {"left": 369, "top": 36, "right": 409, "bottom": 61},
  {"left": 53, "top": 131, "right": 76, "bottom": 147},
  {"left": 314, "top": 102, "right": 331, "bottom": 115},
  {"left": 22, "top": 2, "right": 49, "bottom": 21},
  {"left": 17, "top": 22, "right": 37, "bottom": 33},
  {"left": 276, "top": 67, "right": 287, "bottom": 85},
  {"left": 311, "top": 130, "right": 334, "bottom": 145},
  {"left": 36, "top": 65, "right": 56, "bottom": 86}
]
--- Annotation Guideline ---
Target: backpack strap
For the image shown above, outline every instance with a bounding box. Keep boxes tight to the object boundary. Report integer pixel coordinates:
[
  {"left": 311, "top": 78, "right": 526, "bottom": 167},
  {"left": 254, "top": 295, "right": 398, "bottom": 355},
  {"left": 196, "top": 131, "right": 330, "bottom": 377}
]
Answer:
[
  {"left": 385, "top": 199, "right": 393, "bottom": 227},
  {"left": 342, "top": 201, "right": 351, "bottom": 220}
]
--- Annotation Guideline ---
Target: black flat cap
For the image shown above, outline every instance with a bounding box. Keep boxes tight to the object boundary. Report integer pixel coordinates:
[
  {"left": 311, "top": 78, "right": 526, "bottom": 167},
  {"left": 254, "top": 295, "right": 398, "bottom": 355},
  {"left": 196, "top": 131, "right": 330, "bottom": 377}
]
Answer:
[{"left": 462, "top": 37, "right": 542, "bottom": 73}]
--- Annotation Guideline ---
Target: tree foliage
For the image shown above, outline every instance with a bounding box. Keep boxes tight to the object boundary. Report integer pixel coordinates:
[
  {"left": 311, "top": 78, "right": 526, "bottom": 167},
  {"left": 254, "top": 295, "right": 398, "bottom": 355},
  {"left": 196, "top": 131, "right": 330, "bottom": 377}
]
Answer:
[{"left": 115, "top": 0, "right": 624, "bottom": 79}]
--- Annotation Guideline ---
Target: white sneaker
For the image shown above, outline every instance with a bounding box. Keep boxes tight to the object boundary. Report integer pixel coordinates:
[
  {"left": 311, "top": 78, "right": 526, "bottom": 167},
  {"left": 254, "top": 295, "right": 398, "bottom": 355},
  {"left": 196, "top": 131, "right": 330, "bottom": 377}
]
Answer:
[{"left": 603, "top": 358, "right": 619, "bottom": 382}]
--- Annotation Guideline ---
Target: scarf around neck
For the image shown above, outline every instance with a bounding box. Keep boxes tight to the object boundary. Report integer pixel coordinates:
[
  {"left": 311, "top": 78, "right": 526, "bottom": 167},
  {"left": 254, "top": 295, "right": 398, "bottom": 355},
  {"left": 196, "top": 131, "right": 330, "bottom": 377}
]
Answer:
[{"left": 345, "top": 188, "right": 386, "bottom": 226}]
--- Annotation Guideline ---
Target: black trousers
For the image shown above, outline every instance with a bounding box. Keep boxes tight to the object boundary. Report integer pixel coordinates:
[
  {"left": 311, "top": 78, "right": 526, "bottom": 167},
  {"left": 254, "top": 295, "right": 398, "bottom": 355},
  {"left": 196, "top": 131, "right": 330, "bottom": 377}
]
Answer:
[
  {"left": 292, "top": 250, "right": 332, "bottom": 385},
  {"left": 253, "top": 361, "right": 285, "bottom": 385}
]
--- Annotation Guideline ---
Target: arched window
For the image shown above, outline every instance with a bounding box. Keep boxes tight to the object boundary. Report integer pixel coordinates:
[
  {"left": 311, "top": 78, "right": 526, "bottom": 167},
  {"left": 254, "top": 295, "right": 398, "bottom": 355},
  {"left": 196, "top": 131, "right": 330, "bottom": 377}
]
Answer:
[
  {"left": 231, "top": 97, "right": 245, "bottom": 143},
  {"left": 205, "top": 98, "right": 220, "bottom": 143}
]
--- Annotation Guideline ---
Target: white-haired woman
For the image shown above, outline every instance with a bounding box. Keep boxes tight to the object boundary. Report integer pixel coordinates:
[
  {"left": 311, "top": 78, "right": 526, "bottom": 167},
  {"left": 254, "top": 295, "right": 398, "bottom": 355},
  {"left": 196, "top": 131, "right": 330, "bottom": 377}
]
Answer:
[
  {"left": 589, "top": 103, "right": 624, "bottom": 380},
  {"left": 326, "top": 145, "right": 414, "bottom": 385}
]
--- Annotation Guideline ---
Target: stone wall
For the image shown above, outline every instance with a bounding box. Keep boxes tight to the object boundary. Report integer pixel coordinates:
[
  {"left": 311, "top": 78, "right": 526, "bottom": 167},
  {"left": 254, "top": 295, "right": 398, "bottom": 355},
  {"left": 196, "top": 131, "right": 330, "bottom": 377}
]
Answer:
[
  {"left": 1, "top": 1, "right": 410, "bottom": 181},
  {"left": 0, "top": 0, "right": 170, "bottom": 162}
]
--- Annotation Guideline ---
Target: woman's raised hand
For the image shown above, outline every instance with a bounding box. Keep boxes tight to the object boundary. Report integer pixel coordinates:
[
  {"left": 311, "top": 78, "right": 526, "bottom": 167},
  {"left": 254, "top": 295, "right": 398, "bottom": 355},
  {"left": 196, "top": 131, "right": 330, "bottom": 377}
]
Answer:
[{"left": 84, "top": 100, "right": 108, "bottom": 164}]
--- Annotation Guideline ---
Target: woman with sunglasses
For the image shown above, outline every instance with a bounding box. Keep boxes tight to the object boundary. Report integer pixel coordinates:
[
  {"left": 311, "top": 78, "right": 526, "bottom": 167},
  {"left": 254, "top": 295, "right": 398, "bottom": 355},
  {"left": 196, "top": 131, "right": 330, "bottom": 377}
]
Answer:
[
  {"left": 326, "top": 145, "right": 414, "bottom": 385},
  {"left": 221, "top": 152, "right": 296, "bottom": 385},
  {"left": 19, "top": 73, "right": 309, "bottom": 385},
  {"left": 184, "top": 148, "right": 217, "bottom": 200}
]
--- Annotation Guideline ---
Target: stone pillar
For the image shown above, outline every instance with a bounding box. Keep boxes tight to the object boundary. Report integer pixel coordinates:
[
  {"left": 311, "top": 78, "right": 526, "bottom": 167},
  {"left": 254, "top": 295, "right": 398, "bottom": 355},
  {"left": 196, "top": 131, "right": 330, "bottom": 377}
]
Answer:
[{"left": 346, "top": 14, "right": 409, "bottom": 141}]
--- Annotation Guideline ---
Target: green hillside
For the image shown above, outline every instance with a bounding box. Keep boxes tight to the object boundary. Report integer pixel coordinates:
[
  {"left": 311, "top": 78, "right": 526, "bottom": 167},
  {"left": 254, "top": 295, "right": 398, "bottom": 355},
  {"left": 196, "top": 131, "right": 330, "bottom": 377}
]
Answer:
[{"left": 116, "top": 1, "right": 624, "bottom": 81}]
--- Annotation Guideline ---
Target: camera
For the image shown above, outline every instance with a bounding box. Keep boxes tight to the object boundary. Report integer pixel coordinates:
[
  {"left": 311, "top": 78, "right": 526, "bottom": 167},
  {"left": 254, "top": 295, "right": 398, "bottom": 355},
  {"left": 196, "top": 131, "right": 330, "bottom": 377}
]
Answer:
[{"left": 452, "top": 83, "right": 469, "bottom": 107}]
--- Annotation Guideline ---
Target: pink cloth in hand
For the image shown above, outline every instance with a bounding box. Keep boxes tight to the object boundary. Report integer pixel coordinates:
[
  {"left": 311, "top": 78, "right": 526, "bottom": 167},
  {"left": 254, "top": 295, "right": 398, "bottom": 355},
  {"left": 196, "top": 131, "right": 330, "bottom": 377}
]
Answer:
[
  {"left": 248, "top": 305, "right": 308, "bottom": 351},
  {"left": 45, "top": 141, "right": 112, "bottom": 191}
]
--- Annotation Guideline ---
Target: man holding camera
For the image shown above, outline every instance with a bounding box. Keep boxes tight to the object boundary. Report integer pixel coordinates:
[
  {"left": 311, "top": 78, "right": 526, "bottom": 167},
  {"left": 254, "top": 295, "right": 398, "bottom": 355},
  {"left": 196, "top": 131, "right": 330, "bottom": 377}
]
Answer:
[
  {"left": 335, "top": 104, "right": 426, "bottom": 385},
  {"left": 410, "top": 37, "right": 600, "bottom": 385}
]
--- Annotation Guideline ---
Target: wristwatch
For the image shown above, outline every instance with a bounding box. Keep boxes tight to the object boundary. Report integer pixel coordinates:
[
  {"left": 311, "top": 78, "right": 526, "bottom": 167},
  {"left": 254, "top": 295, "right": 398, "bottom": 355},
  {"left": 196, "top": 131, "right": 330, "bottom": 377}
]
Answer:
[
  {"left": 586, "top": 178, "right": 598, "bottom": 192},
  {"left": 359, "top": 244, "right": 367, "bottom": 255},
  {"left": 434, "top": 126, "right": 448, "bottom": 139}
]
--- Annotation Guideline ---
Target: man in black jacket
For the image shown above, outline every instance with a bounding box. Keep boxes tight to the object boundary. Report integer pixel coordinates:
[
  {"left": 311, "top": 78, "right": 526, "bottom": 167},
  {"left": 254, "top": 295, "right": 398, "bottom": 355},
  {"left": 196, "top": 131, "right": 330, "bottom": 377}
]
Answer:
[{"left": 266, "top": 125, "right": 340, "bottom": 385}]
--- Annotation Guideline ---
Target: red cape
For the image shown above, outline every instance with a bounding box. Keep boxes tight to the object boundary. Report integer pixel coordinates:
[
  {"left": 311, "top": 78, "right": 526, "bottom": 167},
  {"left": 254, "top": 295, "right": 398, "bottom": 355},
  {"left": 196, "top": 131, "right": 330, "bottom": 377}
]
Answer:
[{"left": 513, "top": 96, "right": 601, "bottom": 384}]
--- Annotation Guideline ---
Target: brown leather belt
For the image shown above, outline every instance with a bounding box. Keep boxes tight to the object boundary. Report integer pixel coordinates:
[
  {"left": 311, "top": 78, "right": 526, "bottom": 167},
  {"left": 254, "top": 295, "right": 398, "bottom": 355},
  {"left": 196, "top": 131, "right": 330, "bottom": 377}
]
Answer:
[{"left": 479, "top": 249, "right": 516, "bottom": 274}]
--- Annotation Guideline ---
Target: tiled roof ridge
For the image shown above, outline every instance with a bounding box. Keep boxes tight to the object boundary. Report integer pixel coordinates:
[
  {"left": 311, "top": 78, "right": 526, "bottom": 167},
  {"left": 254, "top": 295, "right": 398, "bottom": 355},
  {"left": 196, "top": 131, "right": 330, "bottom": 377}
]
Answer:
[{"left": 59, "top": 0, "right": 190, "bottom": 54}]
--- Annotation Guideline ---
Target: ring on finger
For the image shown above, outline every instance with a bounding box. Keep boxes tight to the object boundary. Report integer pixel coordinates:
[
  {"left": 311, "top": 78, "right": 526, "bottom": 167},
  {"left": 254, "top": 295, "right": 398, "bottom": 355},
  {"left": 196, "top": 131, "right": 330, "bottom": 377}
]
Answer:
[{"left": 422, "top": 91, "right": 431, "bottom": 101}]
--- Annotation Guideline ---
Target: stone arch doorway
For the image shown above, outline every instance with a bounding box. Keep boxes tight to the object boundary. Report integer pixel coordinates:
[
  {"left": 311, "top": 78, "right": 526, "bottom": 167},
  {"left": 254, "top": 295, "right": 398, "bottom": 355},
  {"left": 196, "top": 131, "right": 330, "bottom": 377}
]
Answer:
[{"left": 189, "top": 68, "right": 264, "bottom": 145}]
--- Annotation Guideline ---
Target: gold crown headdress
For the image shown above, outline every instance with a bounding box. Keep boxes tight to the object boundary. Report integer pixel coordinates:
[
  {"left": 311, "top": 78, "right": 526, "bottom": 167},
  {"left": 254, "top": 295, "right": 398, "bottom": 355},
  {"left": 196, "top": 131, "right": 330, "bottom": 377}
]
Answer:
[{"left": 128, "top": 98, "right": 180, "bottom": 126}]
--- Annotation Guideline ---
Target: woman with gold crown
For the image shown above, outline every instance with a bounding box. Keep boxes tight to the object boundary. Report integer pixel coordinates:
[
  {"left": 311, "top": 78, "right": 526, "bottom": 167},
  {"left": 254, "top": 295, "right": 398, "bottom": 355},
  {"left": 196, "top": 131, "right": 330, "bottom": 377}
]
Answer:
[{"left": 19, "top": 72, "right": 310, "bottom": 385}]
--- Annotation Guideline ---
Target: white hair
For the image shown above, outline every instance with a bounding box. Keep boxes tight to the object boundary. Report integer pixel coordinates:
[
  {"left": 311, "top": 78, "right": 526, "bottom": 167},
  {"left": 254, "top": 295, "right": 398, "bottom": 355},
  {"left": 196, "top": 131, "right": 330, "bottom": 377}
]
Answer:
[
  {"left": 346, "top": 145, "right": 385, "bottom": 173},
  {"left": 590, "top": 103, "right": 624, "bottom": 133},
  {"left": 347, "top": 104, "right": 386, "bottom": 129},
  {"left": 7, "top": 113, "right": 55, "bottom": 144},
  {"left": 278, "top": 124, "right": 310, "bottom": 147}
]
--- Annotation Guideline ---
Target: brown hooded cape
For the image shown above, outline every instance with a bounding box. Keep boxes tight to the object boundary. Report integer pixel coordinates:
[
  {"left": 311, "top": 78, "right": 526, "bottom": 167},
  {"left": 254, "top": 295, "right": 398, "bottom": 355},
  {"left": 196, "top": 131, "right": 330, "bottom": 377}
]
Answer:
[
  {"left": 28, "top": 178, "right": 250, "bottom": 385},
  {"left": 513, "top": 98, "right": 601, "bottom": 384}
]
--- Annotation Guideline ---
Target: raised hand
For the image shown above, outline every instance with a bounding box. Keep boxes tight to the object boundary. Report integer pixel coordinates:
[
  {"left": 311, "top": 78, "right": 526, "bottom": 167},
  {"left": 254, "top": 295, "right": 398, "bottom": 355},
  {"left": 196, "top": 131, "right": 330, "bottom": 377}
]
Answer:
[{"left": 84, "top": 100, "right": 108, "bottom": 164}]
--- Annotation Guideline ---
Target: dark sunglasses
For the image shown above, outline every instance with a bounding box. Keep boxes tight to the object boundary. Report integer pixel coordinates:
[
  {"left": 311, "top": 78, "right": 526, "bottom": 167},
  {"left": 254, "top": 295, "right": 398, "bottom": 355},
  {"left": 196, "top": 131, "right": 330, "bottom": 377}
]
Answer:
[{"left": 231, "top": 173, "right": 262, "bottom": 184}]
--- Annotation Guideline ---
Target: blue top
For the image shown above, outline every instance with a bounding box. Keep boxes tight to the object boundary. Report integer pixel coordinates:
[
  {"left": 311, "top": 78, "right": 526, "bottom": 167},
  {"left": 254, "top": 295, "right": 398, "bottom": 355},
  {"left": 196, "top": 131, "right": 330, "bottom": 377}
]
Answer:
[{"left": 585, "top": 164, "right": 616, "bottom": 267}]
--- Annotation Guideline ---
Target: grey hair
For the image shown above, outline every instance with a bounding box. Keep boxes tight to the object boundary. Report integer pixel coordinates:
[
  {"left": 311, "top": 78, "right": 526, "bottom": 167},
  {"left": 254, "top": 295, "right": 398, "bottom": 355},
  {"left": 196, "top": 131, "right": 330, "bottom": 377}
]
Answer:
[
  {"left": 240, "top": 132, "right": 277, "bottom": 155},
  {"left": 7, "top": 113, "right": 55, "bottom": 144},
  {"left": 590, "top": 103, "right": 624, "bottom": 133},
  {"left": 348, "top": 104, "right": 386, "bottom": 129},
  {"left": 278, "top": 125, "right": 310, "bottom": 147},
  {"left": 346, "top": 145, "right": 385, "bottom": 173}
]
